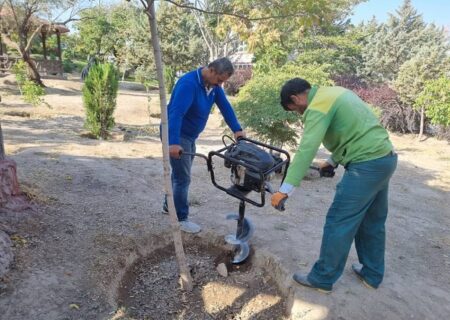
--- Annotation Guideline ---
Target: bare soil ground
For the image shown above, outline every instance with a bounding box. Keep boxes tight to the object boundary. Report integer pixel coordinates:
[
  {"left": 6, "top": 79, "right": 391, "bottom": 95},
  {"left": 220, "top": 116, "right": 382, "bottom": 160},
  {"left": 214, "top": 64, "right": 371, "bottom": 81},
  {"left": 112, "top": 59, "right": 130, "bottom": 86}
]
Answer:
[{"left": 0, "top": 74, "right": 449, "bottom": 320}]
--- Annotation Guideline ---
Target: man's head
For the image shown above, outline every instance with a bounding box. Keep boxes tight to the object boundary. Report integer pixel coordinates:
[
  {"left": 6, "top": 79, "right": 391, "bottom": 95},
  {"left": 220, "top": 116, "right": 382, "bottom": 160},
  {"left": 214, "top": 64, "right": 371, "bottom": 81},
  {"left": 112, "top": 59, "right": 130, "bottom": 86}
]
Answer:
[
  {"left": 280, "top": 78, "right": 312, "bottom": 114},
  {"left": 203, "top": 57, "right": 234, "bottom": 87}
]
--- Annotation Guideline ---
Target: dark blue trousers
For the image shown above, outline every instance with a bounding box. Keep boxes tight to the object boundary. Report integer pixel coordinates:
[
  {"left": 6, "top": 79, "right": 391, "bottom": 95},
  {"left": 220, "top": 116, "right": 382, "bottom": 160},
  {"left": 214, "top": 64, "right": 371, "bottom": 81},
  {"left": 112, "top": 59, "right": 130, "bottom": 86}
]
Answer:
[
  {"left": 167, "top": 136, "right": 196, "bottom": 221},
  {"left": 308, "top": 152, "right": 398, "bottom": 290}
]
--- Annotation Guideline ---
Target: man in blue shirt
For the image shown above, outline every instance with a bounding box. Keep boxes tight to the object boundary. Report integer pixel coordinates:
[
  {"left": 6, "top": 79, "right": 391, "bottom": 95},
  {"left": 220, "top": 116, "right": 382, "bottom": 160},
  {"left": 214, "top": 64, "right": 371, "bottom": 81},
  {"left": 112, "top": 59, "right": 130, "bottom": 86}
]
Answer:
[{"left": 163, "top": 57, "right": 245, "bottom": 233}]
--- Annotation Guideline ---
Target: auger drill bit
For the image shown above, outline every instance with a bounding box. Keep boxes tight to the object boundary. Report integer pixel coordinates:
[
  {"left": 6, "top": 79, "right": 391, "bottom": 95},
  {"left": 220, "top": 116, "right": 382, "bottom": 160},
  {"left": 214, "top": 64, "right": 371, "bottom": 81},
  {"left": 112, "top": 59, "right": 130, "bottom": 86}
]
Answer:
[{"left": 225, "top": 200, "right": 254, "bottom": 264}]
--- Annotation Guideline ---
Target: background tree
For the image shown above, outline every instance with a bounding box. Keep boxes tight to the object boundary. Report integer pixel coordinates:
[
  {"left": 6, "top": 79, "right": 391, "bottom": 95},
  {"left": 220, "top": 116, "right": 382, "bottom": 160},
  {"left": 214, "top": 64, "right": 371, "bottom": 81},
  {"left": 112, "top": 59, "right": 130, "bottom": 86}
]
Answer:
[
  {"left": 72, "top": 1, "right": 207, "bottom": 91},
  {"left": 394, "top": 45, "right": 449, "bottom": 139},
  {"left": 293, "top": 31, "right": 364, "bottom": 79},
  {"left": 416, "top": 77, "right": 450, "bottom": 138},
  {"left": 157, "top": 1, "right": 207, "bottom": 92},
  {"left": 359, "top": 0, "right": 447, "bottom": 83},
  {"left": 74, "top": 6, "right": 116, "bottom": 58},
  {"left": 224, "top": 0, "right": 365, "bottom": 70},
  {"left": 235, "top": 63, "right": 333, "bottom": 147},
  {"left": 189, "top": 0, "right": 240, "bottom": 62}
]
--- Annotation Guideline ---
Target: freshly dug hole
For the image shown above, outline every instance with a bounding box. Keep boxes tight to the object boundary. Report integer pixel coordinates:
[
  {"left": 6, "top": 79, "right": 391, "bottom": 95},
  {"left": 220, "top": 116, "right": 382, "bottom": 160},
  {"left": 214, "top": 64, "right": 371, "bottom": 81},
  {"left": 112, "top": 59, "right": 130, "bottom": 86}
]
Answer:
[{"left": 117, "top": 242, "right": 288, "bottom": 319}]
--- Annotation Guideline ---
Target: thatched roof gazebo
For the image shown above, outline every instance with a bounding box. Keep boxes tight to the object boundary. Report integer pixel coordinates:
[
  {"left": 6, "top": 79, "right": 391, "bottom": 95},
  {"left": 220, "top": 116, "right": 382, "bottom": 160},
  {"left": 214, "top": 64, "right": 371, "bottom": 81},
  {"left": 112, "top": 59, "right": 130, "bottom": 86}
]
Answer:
[
  {"left": 39, "top": 21, "right": 70, "bottom": 60},
  {"left": 34, "top": 19, "right": 70, "bottom": 76},
  {"left": 0, "top": 7, "right": 70, "bottom": 76}
]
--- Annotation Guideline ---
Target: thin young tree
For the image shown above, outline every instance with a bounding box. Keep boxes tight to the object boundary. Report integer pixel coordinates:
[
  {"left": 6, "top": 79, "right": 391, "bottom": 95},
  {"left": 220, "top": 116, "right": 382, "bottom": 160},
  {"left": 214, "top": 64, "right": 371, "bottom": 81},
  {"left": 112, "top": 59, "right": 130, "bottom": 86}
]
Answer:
[{"left": 129, "top": 0, "right": 193, "bottom": 292}]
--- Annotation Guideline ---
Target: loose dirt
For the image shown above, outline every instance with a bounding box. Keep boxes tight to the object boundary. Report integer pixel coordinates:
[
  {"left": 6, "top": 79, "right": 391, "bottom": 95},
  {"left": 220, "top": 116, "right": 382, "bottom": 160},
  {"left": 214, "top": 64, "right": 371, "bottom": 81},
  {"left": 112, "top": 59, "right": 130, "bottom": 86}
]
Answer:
[{"left": 117, "top": 242, "right": 287, "bottom": 320}]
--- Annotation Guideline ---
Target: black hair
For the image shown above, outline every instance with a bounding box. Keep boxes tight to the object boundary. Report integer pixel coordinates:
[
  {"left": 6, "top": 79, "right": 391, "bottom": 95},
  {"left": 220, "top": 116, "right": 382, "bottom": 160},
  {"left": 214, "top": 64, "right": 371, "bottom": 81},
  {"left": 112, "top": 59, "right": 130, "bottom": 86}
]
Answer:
[
  {"left": 208, "top": 57, "right": 234, "bottom": 76},
  {"left": 280, "top": 78, "right": 311, "bottom": 110}
]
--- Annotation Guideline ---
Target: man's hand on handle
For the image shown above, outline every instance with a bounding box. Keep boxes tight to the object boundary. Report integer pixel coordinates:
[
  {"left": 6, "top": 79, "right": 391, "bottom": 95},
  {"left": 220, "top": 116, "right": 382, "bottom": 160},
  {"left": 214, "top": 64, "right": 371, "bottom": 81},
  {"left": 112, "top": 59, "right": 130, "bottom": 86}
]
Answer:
[
  {"left": 169, "top": 145, "right": 182, "bottom": 159},
  {"left": 271, "top": 192, "right": 288, "bottom": 211},
  {"left": 234, "top": 130, "right": 246, "bottom": 140},
  {"left": 318, "top": 160, "right": 336, "bottom": 178}
]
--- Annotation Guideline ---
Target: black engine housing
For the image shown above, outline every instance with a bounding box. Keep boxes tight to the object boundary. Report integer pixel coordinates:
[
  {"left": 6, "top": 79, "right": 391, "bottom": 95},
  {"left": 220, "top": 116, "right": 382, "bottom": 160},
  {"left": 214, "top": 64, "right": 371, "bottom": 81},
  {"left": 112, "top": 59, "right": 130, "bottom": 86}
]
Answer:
[{"left": 224, "top": 140, "right": 275, "bottom": 192}]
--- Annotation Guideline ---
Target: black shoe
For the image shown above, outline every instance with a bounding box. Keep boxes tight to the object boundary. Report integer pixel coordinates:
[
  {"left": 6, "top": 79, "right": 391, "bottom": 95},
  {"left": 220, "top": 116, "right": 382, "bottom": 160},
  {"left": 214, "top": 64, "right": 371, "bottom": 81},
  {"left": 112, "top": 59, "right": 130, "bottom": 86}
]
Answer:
[
  {"left": 292, "top": 273, "right": 332, "bottom": 293},
  {"left": 352, "top": 264, "right": 377, "bottom": 289}
]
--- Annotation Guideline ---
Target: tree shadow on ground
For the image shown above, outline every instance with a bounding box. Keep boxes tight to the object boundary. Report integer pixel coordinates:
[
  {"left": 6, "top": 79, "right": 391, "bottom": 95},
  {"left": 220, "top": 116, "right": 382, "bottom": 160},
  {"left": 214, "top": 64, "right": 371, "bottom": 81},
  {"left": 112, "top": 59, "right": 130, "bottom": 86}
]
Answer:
[{"left": 44, "top": 87, "right": 82, "bottom": 96}]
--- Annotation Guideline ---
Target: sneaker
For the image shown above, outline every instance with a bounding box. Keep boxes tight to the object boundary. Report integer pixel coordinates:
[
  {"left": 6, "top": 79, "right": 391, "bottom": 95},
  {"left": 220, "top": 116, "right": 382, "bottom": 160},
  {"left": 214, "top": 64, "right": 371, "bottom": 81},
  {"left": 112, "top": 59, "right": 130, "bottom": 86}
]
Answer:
[
  {"left": 351, "top": 263, "right": 377, "bottom": 289},
  {"left": 179, "top": 220, "right": 201, "bottom": 234},
  {"left": 293, "top": 272, "right": 332, "bottom": 293}
]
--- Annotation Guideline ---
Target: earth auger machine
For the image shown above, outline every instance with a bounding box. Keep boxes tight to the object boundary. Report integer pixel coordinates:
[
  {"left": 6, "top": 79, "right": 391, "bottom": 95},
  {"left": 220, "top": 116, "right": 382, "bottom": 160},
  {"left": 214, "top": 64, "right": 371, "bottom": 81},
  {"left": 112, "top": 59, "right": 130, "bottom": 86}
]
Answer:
[{"left": 181, "top": 136, "right": 290, "bottom": 264}]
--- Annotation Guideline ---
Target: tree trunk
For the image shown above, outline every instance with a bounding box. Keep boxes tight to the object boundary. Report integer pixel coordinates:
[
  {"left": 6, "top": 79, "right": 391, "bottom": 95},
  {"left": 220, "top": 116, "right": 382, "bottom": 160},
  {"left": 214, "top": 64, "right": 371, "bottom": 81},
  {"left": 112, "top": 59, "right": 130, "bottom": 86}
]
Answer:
[
  {"left": 22, "top": 51, "right": 44, "bottom": 87},
  {"left": 145, "top": 0, "right": 193, "bottom": 292},
  {"left": 0, "top": 122, "right": 5, "bottom": 161},
  {"left": 56, "top": 31, "right": 62, "bottom": 61},
  {"left": 42, "top": 32, "right": 47, "bottom": 60},
  {"left": 0, "top": 34, "right": 3, "bottom": 56},
  {"left": 56, "top": 31, "right": 63, "bottom": 77},
  {"left": 418, "top": 106, "right": 424, "bottom": 141},
  {"left": 17, "top": 24, "right": 45, "bottom": 87}
]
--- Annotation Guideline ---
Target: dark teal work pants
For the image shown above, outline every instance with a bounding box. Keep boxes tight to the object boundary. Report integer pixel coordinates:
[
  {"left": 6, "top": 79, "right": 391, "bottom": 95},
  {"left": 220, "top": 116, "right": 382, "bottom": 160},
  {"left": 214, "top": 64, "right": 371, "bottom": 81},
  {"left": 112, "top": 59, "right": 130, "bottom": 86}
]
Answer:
[{"left": 307, "top": 152, "right": 398, "bottom": 290}]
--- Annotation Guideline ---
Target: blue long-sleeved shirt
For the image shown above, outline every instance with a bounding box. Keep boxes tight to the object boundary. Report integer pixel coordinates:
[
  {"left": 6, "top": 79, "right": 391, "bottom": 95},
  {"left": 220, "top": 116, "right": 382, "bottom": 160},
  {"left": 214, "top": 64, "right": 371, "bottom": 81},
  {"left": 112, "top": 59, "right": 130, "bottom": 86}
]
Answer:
[{"left": 167, "top": 68, "right": 242, "bottom": 145}]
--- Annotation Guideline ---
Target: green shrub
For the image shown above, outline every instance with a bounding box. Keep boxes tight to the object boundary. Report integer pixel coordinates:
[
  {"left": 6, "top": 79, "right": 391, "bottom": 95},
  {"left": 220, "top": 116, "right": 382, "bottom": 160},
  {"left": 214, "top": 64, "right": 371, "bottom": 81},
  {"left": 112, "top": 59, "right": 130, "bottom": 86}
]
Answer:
[
  {"left": 82, "top": 63, "right": 119, "bottom": 139},
  {"left": 11, "top": 60, "right": 47, "bottom": 107},
  {"left": 62, "top": 59, "right": 76, "bottom": 73},
  {"left": 63, "top": 59, "right": 87, "bottom": 73},
  {"left": 73, "top": 60, "right": 87, "bottom": 73},
  {"left": 11, "top": 60, "right": 28, "bottom": 88},
  {"left": 234, "top": 63, "right": 333, "bottom": 147},
  {"left": 22, "top": 80, "right": 46, "bottom": 106}
]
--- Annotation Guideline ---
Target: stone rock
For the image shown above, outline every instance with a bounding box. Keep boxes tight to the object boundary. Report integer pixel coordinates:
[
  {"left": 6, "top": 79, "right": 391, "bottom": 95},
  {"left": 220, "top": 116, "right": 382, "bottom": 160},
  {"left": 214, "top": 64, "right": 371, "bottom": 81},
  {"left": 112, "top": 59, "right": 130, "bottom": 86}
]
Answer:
[{"left": 216, "top": 263, "right": 228, "bottom": 277}]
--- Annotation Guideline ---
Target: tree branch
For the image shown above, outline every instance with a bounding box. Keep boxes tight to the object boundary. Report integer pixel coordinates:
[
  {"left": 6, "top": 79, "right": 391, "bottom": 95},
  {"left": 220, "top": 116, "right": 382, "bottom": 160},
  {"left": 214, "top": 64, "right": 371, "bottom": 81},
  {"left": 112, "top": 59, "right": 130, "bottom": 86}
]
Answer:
[
  {"left": 192, "top": 10, "right": 213, "bottom": 50},
  {"left": 55, "top": 7, "right": 93, "bottom": 25},
  {"left": 24, "top": 23, "right": 44, "bottom": 52},
  {"left": 164, "top": 0, "right": 308, "bottom": 21}
]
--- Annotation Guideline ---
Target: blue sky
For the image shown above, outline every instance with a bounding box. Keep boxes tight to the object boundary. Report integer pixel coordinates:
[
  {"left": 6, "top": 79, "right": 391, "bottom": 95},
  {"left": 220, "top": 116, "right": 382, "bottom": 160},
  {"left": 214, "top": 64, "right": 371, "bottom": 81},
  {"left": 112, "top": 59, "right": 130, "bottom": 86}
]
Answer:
[{"left": 350, "top": 0, "right": 449, "bottom": 27}]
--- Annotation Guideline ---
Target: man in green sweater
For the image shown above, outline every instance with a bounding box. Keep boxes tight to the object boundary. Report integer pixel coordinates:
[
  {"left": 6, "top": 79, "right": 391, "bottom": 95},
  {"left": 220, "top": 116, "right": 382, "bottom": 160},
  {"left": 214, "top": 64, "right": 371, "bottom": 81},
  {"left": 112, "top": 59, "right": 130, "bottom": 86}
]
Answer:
[{"left": 271, "top": 78, "right": 397, "bottom": 293}]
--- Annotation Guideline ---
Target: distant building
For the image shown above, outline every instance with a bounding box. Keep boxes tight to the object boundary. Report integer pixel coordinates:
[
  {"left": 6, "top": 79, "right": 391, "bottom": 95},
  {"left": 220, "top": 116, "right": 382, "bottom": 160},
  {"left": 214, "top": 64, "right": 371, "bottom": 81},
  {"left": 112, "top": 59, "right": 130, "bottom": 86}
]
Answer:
[
  {"left": 229, "top": 51, "right": 254, "bottom": 70},
  {"left": 225, "top": 51, "right": 254, "bottom": 95}
]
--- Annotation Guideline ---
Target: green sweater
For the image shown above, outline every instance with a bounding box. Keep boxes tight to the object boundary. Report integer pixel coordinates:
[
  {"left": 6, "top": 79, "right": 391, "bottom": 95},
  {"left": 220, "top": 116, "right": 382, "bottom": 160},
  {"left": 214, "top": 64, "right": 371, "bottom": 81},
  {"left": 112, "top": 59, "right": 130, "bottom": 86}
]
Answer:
[{"left": 284, "top": 86, "right": 393, "bottom": 187}]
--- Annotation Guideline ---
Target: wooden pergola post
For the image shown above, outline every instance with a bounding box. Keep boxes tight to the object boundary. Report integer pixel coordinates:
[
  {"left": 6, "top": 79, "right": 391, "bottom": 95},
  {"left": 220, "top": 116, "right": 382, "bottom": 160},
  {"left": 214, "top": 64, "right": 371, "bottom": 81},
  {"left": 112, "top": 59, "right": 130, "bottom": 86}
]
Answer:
[
  {"left": 41, "top": 31, "right": 47, "bottom": 60},
  {"left": 56, "top": 30, "right": 62, "bottom": 61},
  {"left": 56, "top": 30, "right": 63, "bottom": 76}
]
